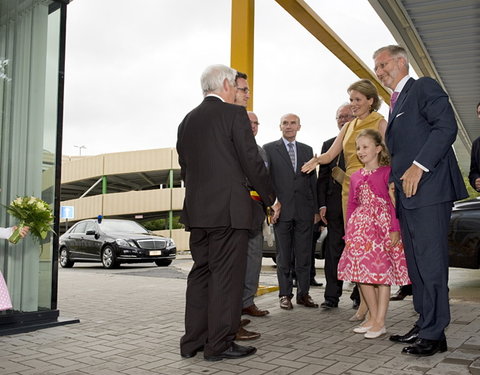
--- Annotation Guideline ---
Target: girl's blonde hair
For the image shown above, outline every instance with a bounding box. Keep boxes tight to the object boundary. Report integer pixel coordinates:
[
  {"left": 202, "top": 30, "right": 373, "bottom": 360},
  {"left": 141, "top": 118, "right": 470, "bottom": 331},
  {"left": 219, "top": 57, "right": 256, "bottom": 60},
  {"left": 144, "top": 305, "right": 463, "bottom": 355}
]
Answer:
[{"left": 356, "top": 129, "right": 390, "bottom": 166}]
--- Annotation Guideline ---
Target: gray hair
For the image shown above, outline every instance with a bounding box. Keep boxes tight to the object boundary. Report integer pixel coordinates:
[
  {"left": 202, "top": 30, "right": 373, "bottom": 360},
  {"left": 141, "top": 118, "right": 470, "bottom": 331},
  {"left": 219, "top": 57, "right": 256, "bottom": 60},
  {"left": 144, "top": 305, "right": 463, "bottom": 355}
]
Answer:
[
  {"left": 336, "top": 102, "right": 351, "bottom": 114},
  {"left": 373, "top": 45, "right": 409, "bottom": 70},
  {"left": 200, "top": 64, "right": 237, "bottom": 96}
]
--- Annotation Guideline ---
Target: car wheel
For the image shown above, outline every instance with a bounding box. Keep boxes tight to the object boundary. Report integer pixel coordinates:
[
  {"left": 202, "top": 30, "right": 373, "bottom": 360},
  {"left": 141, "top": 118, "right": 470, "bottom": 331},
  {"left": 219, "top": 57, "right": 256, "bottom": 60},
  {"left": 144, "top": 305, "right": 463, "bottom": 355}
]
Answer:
[
  {"left": 59, "top": 248, "right": 74, "bottom": 268},
  {"left": 102, "top": 246, "right": 119, "bottom": 269},
  {"left": 155, "top": 259, "right": 172, "bottom": 267}
]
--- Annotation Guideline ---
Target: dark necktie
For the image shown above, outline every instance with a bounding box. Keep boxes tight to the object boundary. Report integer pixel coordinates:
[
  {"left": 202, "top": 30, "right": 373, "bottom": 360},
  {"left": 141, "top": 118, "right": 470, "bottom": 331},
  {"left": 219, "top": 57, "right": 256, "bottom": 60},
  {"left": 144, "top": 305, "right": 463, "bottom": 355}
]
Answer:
[
  {"left": 390, "top": 91, "right": 399, "bottom": 113},
  {"left": 288, "top": 142, "right": 296, "bottom": 171}
]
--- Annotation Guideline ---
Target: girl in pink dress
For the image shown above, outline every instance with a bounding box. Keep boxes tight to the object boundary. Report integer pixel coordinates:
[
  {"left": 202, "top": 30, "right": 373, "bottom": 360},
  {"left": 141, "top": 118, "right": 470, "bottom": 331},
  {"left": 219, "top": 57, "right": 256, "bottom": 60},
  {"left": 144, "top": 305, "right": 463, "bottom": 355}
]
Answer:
[{"left": 338, "top": 129, "right": 410, "bottom": 339}]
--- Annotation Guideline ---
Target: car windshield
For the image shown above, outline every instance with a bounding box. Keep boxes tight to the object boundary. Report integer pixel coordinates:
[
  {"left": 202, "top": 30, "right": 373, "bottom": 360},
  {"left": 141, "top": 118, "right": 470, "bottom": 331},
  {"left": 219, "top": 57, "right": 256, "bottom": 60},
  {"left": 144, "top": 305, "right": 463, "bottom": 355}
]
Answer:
[{"left": 99, "top": 220, "right": 149, "bottom": 234}]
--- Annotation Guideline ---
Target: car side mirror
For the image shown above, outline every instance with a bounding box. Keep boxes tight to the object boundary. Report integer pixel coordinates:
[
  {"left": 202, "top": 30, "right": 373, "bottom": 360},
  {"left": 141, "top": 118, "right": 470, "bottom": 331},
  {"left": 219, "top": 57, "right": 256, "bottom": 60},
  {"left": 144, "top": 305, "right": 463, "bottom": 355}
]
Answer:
[{"left": 86, "top": 230, "right": 96, "bottom": 236}]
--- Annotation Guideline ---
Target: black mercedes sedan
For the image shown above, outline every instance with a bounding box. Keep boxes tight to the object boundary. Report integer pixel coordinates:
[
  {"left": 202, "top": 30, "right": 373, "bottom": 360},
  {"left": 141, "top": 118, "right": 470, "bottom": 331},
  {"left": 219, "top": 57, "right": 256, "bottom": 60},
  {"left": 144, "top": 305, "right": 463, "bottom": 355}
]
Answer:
[
  {"left": 59, "top": 218, "right": 176, "bottom": 269},
  {"left": 448, "top": 198, "right": 480, "bottom": 269}
]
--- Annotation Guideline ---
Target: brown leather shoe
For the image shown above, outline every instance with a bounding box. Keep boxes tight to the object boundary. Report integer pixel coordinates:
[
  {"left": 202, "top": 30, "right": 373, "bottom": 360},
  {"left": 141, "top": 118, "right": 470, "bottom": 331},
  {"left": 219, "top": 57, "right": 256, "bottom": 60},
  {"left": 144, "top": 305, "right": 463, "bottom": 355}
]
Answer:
[
  {"left": 296, "top": 294, "right": 319, "bottom": 308},
  {"left": 240, "top": 318, "right": 251, "bottom": 328},
  {"left": 279, "top": 296, "right": 293, "bottom": 310},
  {"left": 242, "top": 304, "right": 270, "bottom": 317},
  {"left": 235, "top": 326, "right": 261, "bottom": 341}
]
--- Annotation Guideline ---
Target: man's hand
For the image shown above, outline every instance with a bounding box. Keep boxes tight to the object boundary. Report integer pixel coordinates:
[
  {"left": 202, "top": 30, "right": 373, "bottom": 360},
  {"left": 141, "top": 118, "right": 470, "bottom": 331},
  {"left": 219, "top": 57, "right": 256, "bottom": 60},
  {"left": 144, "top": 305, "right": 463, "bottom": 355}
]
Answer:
[
  {"left": 301, "top": 155, "right": 318, "bottom": 174},
  {"left": 270, "top": 201, "right": 281, "bottom": 224},
  {"left": 475, "top": 177, "right": 480, "bottom": 191},
  {"left": 314, "top": 213, "right": 321, "bottom": 224},
  {"left": 389, "top": 231, "right": 400, "bottom": 247},
  {"left": 319, "top": 207, "right": 328, "bottom": 225},
  {"left": 400, "top": 164, "right": 424, "bottom": 198}
]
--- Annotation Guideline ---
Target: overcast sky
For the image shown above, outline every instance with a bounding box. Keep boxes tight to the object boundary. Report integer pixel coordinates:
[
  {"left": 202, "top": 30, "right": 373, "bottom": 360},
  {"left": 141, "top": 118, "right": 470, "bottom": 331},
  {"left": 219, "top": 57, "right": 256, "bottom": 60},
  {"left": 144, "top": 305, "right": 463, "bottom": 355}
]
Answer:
[{"left": 62, "top": 0, "right": 398, "bottom": 157}]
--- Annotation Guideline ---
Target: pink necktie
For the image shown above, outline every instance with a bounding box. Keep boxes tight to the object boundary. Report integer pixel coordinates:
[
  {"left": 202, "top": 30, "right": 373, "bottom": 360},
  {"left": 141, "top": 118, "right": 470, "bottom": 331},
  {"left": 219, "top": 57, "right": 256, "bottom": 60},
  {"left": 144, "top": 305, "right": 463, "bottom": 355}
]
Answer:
[{"left": 390, "top": 91, "right": 399, "bottom": 113}]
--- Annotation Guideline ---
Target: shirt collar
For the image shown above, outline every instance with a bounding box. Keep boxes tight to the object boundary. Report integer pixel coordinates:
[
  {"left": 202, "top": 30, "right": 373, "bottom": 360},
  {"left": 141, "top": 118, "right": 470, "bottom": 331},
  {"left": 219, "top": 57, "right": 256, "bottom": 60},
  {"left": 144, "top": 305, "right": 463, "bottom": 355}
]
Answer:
[
  {"left": 394, "top": 75, "right": 411, "bottom": 94},
  {"left": 205, "top": 93, "right": 225, "bottom": 102},
  {"left": 282, "top": 138, "right": 296, "bottom": 147}
]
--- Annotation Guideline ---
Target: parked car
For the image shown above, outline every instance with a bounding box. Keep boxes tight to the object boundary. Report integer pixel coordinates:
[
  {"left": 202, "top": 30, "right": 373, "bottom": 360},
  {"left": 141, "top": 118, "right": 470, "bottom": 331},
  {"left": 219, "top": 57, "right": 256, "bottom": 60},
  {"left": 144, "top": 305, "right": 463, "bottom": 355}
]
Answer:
[
  {"left": 262, "top": 225, "right": 327, "bottom": 263},
  {"left": 448, "top": 198, "right": 480, "bottom": 269},
  {"left": 59, "top": 219, "right": 176, "bottom": 269}
]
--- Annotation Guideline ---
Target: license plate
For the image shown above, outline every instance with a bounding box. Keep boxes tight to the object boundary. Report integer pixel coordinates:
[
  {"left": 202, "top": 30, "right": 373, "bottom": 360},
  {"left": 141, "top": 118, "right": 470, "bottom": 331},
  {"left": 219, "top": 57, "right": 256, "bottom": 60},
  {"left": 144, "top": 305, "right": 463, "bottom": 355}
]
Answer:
[{"left": 150, "top": 250, "right": 162, "bottom": 256}]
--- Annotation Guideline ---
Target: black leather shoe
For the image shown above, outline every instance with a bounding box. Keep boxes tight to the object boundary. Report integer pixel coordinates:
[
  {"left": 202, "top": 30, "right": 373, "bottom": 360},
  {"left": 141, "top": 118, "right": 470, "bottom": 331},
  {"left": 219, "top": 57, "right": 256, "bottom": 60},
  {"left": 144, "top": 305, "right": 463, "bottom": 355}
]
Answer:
[
  {"left": 204, "top": 342, "right": 257, "bottom": 361},
  {"left": 402, "top": 338, "right": 447, "bottom": 356},
  {"left": 390, "top": 285, "right": 413, "bottom": 301},
  {"left": 310, "top": 279, "right": 323, "bottom": 287},
  {"left": 389, "top": 325, "right": 420, "bottom": 344},
  {"left": 320, "top": 300, "right": 338, "bottom": 309},
  {"left": 180, "top": 346, "right": 204, "bottom": 358}
]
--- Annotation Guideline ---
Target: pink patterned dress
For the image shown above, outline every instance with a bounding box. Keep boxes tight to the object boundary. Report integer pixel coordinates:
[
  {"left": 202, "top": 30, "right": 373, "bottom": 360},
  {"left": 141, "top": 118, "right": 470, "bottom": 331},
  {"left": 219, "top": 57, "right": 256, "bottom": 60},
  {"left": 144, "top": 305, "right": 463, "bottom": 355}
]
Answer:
[{"left": 338, "top": 166, "right": 410, "bottom": 285}]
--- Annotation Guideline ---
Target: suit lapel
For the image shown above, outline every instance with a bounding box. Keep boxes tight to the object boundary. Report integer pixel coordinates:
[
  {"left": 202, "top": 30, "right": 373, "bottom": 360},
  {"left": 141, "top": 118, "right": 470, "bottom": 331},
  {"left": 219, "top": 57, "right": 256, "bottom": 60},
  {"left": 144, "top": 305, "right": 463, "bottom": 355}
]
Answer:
[
  {"left": 388, "top": 78, "right": 415, "bottom": 125},
  {"left": 275, "top": 139, "right": 295, "bottom": 173}
]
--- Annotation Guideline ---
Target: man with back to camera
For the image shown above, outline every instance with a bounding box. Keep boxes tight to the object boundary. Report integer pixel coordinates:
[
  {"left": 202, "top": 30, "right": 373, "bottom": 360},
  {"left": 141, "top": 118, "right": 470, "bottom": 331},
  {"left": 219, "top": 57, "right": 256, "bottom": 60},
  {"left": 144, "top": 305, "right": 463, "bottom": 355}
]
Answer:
[
  {"left": 373, "top": 45, "right": 467, "bottom": 356},
  {"left": 318, "top": 103, "right": 354, "bottom": 309},
  {"left": 263, "top": 114, "right": 319, "bottom": 310},
  {"left": 177, "top": 64, "right": 276, "bottom": 361}
]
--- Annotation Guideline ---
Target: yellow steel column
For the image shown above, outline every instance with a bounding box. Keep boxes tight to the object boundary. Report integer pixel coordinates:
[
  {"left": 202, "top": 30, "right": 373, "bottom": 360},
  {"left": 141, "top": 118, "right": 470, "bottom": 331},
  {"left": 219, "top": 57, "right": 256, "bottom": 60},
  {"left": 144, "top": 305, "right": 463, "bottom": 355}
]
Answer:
[
  {"left": 231, "top": 0, "right": 255, "bottom": 110},
  {"left": 275, "top": 0, "right": 391, "bottom": 104}
]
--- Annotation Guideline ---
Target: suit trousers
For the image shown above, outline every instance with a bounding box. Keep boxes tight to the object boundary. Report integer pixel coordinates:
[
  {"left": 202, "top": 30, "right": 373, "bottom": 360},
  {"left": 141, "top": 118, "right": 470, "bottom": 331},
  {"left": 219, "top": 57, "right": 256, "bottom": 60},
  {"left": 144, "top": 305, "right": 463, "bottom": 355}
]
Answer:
[
  {"left": 180, "top": 227, "right": 248, "bottom": 357},
  {"left": 323, "top": 200, "right": 345, "bottom": 304},
  {"left": 398, "top": 201, "right": 452, "bottom": 341},
  {"left": 242, "top": 229, "right": 264, "bottom": 308},
  {"left": 274, "top": 219, "right": 313, "bottom": 298}
]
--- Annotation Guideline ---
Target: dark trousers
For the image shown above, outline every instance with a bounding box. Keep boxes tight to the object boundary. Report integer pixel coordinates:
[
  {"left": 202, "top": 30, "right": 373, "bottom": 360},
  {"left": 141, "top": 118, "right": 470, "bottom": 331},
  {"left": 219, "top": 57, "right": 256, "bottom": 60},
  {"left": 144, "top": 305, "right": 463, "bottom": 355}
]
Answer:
[
  {"left": 274, "top": 219, "right": 313, "bottom": 298},
  {"left": 323, "top": 202, "right": 345, "bottom": 304},
  {"left": 180, "top": 227, "right": 248, "bottom": 357},
  {"left": 398, "top": 202, "right": 452, "bottom": 341}
]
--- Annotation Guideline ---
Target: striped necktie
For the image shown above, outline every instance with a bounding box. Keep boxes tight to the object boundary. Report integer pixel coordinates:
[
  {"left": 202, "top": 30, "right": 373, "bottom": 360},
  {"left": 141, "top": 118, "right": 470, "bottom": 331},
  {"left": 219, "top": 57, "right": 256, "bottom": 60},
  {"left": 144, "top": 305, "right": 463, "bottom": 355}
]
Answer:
[
  {"left": 288, "top": 142, "right": 296, "bottom": 171},
  {"left": 390, "top": 91, "right": 399, "bottom": 113}
]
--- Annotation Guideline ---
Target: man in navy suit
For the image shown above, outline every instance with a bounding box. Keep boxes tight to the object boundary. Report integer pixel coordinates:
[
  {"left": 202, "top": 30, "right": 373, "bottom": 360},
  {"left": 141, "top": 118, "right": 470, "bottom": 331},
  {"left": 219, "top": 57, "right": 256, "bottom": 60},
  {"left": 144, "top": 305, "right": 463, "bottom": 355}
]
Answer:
[
  {"left": 373, "top": 45, "right": 468, "bottom": 356},
  {"left": 263, "top": 114, "right": 319, "bottom": 310},
  {"left": 177, "top": 64, "right": 275, "bottom": 361}
]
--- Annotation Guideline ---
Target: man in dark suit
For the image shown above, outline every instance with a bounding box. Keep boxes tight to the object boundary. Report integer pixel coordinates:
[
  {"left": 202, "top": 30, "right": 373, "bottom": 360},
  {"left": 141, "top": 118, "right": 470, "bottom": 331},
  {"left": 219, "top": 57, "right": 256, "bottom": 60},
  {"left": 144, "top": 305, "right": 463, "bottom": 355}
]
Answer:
[
  {"left": 264, "top": 114, "right": 319, "bottom": 310},
  {"left": 177, "top": 64, "right": 275, "bottom": 361},
  {"left": 318, "top": 103, "right": 354, "bottom": 309},
  {"left": 468, "top": 102, "right": 480, "bottom": 192},
  {"left": 373, "top": 45, "right": 468, "bottom": 356}
]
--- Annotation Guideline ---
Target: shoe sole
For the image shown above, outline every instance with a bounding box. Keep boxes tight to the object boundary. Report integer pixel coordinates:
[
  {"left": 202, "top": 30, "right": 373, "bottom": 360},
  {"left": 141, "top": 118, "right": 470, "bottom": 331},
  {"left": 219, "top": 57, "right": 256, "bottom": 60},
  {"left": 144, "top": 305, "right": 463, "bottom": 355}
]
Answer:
[{"left": 204, "top": 348, "right": 257, "bottom": 361}]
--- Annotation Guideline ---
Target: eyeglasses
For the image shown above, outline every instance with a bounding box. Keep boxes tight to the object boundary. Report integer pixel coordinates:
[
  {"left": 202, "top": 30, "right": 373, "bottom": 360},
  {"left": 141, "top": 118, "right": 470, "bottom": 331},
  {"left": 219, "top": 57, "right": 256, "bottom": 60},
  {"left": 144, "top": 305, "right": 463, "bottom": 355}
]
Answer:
[
  {"left": 250, "top": 121, "right": 259, "bottom": 125},
  {"left": 374, "top": 57, "right": 394, "bottom": 72},
  {"left": 237, "top": 87, "right": 250, "bottom": 94}
]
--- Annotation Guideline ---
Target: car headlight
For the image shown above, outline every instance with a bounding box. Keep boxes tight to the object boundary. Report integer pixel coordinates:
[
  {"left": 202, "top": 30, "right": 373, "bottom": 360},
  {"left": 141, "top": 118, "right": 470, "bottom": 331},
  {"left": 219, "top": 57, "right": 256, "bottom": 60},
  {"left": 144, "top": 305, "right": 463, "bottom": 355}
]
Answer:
[
  {"left": 167, "top": 239, "right": 176, "bottom": 248},
  {"left": 115, "top": 239, "right": 137, "bottom": 247}
]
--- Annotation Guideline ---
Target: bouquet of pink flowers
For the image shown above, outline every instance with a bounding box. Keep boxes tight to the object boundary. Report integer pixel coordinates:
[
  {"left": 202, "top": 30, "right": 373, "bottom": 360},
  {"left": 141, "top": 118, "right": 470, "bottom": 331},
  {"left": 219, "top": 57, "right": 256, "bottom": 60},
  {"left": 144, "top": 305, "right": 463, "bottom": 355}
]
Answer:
[{"left": 6, "top": 196, "right": 54, "bottom": 244}]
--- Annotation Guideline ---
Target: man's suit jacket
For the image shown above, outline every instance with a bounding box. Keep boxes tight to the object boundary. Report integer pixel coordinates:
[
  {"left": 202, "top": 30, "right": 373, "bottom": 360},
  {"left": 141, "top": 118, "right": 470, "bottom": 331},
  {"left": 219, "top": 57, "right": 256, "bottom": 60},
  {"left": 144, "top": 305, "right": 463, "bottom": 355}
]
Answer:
[
  {"left": 386, "top": 77, "right": 467, "bottom": 208},
  {"left": 263, "top": 139, "right": 317, "bottom": 221},
  {"left": 318, "top": 137, "right": 344, "bottom": 212},
  {"left": 176, "top": 96, "right": 275, "bottom": 230}
]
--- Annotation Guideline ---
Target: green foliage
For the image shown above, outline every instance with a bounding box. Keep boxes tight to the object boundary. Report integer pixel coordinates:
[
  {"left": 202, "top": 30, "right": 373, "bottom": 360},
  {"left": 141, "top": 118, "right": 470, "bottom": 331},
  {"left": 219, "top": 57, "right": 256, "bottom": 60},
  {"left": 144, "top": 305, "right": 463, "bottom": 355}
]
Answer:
[{"left": 142, "top": 216, "right": 184, "bottom": 231}]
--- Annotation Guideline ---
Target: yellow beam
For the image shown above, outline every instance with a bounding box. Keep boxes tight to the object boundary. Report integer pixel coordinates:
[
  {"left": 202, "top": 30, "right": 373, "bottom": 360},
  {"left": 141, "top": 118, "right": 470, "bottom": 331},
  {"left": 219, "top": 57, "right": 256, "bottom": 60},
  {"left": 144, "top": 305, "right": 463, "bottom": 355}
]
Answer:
[
  {"left": 231, "top": 0, "right": 255, "bottom": 110},
  {"left": 275, "top": 0, "right": 391, "bottom": 104}
]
